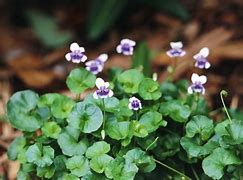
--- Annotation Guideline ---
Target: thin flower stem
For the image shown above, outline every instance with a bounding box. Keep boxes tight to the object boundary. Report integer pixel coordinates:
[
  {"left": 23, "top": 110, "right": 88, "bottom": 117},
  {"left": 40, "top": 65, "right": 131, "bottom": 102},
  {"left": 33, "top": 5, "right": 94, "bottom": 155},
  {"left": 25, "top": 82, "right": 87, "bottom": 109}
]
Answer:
[
  {"left": 220, "top": 90, "right": 232, "bottom": 123},
  {"left": 191, "top": 166, "right": 200, "bottom": 180},
  {"left": 153, "top": 158, "right": 191, "bottom": 180},
  {"left": 135, "top": 111, "right": 138, "bottom": 121},
  {"left": 101, "top": 99, "right": 106, "bottom": 139},
  {"left": 146, "top": 137, "right": 159, "bottom": 151}
]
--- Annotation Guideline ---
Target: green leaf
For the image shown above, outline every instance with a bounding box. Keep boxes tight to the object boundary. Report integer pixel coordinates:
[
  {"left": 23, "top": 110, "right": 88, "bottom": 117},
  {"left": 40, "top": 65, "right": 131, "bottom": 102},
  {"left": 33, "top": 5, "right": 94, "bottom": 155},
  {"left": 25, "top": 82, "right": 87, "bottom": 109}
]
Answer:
[
  {"left": 57, "top": 129, "right": 88, "bottom": 156},
  {"left": 160, "top": 100, "right": 191, "bottom": 123},
  {"left": 160, "top": 81, "right": 179, "bottom": 100},
  {"left": 185, "top": 115, "right": 214, "bottom": 141},
  {"left": 41, "top": 121, "right": 61, "bottom": 139},
  {"left": 202, "top": 148, "right": 241, "bottom": 179},
  {"left": 66, "top": 68, "right": 96, "bottom": 94},
  {"left": 180, "top": 136, "right": 219, "bottom": 158},
  {"left": 86, "top": 141, "right": 110, "bottom": 159},
  {"left": 139, "top": 111, "right": 166, "bottom": 133},
  {"left": 82, "top": 172, "right": 109, "bottom": 180},
  {"left": 26, "top": 10, "right": 72, "bottom": 48},
  {"left": 54, "top": 155, "right": 67, "bottom": 172},
  {"left": 37, "top": 93, "right": 60, "bottom": 108},
  {"left": 105, "top": 157, "right": 138, "bottom": 180},
  {"left": 106, "top": 117, "right": 130, "bottom": 140},
  {"left": 7, "top": 90, "right": 43, "bottom": 132},
  {"left": 117, "top": 69, "right": 144, "bottom": 94},
  {"left": 36, "top": 165, "right": 55, "bottom": 179},
  {"left": 132, "top": 42, "right": 152, "bottom": 76},
  {"left": 117, "top": 99, "right": 133, "bottom": 117},
  {"left": 225, "top": 120, "right": 243, "bottom": 144},
  {"left": 68, "top": 102, "right": 103, "bottom": 133},
  {"left": 62, "top": 173, "right": 79, "bottom": 180},
  {"left": 131, "top": 120, "right": 148, "bottom": 138},
  {"left": 7, "top": 136, "right": 26, "bottom": 160},
  {"left": 66, "top": 155, "right": 90, "bottom": 177},
  {"left": 51, "top": 95, "right": 75, "bottom": 119},
  {"left": 90, "top": 154, "right": 114, "bottom": 173},
  {"left": 138, "top": 78, "right": 161, "bottom": 100},
  {"left": 86, "top": 0, "right": 128, "bottom": 40},
  {"left": 26, "top": 144, "right": 54, "bottom": 167},
  {"left": 215, "top": 120, "right": 231, "bottom": 136}
]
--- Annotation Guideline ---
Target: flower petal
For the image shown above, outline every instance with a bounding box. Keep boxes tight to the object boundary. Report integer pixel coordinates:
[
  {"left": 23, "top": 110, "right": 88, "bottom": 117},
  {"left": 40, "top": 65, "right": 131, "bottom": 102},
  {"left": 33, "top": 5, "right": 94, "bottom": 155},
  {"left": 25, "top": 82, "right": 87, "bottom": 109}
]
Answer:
[
  {"left": 116, "top": 45, "right": 122, "bottom": 53},
  {"left": 93, "top": 91, "right": 99, "bottom": 99},
  {"left": 98, "top": 54, "right": 108, "bottom": 62},
  {"left": 170, "top": 41, "right": 183, "bottom": 49},
  {"left": 129, "top": 97, "right": 137, "bottom": 102},
  {"left": 70, "top": 42, "right": 85, "bottom": 52},
  {"left": 187, "top": 86, "right": 193, "bottom": 94},
  {"left": 95, "top": 78, "right": 105, "bottom": 88},
  {"left": 80, "top": 55, "right": 87, "bottom": 62},
  {"left": 191, "top": 73, "right": 200, "bottom": 83},
  {"left": 198, "top": 75, "right": 207, "bottom": 84},
  {"left": 205, "top": 62, "right": 211, "bottom": 69},
  {"left": 108, "top": 90, "right": 113, "bottom": 97},
  {"left": 121, "top": 39, "right": 136, "bottom": 46},
  {"left": 65, "top": 53, "right": 71, "bottom": 61},
  {"left": 200, "top": 47, "right": 209, "bottom": 57},
  {"left": 85, "top": 60, "right": 95, "bottom": 66},
  {"left": 104, "top": 82, "right": 110, "bottom": 88},
  {"left": 128, "top": 103, "right": 133, "bottom": 110}
]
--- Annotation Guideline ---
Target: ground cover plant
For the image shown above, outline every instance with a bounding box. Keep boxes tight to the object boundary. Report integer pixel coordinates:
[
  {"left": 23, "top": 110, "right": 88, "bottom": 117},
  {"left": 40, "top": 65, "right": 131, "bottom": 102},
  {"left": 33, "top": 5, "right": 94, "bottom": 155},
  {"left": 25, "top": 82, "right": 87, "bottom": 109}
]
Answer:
[{"left": 6, "top": 40, "right": 243, "bottom": 180}]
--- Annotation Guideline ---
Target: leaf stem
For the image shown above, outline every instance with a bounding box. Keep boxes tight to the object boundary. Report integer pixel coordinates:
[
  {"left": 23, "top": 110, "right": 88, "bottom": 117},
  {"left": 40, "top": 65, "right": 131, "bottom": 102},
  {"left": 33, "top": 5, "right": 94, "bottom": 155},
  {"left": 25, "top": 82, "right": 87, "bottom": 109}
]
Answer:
[
  {"left": 220, "top": 90, "right": 232, "bottom": 123},
  {"left": 191, "top": 166, "right": 200, "bottom": 180},
  {"left": 153, "top": 158, "right": 191, "bottom": 180},
  {"left": 101, "top": 99, "right": 106, "bottom": 139},
  {"left": 146, "top": 137, "right": 159, "bottom": 151}
]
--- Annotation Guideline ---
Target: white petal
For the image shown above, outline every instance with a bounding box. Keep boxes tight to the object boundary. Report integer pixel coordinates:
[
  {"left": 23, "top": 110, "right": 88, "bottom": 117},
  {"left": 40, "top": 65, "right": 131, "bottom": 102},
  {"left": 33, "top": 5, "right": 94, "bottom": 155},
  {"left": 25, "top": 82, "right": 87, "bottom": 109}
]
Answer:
[
  {"left": 108, "top": 90, "right": 113, "bottom": 97},
  {"left": 205, "top": 62, "right": 211, "bottom": 69},
  {"left": 202, "top": 88, "right": 206, "bottom": 95},
  {"left": 85, "top": 60, "right": 94, "bottom": 66},
  {"left": 93, "top": 92, "right": 99, "bottom": 99},
  {"left": 200, "top": 47, "right": 209, "bottom": 57},
  {"left": 121, "top": 39, "right": 136, "bottom": 46},
  {"left": 97, "top": 65, "right": 103, "bottom": 73},
  {"left": 98, "top": 54, "right": 108, "bottom": 62},
  {"left": 139, "top": 103, "right": 142, "bottom": 109},
  {"left": 179, "top": 50, "right": 186, "bottom": 57},
  {"left": 187, "top": 86, "right": 193, "bottom": 94},
  {"left": 170, "top": 41, "right": 183, "bottom": 49},
  {"left": 104, "top": 82, "right": 110, "bottom": 88},
  {"left": 80, "top": 55, "right": 87, "bottom": 62},
  {"left": 128, "top": 103, "right": 133, "bottom": 110},
  {"left": 70, "top": 42, "right": 85, "bottom": 52},
  {"left": 198, "top": 75, "right": 207, "bottom": 84},
  {"left": 86, "top": 66, "right": 90, "bottom": 71},
  {"left": 116, "top": 45, "right": 122, "bottom": 53},
  {"left": 96, "top": 78, "right": 105, "bottom": 88},
  {"left": 129, "top": 97, "right": 137, "bottom": 102},
  {"left": 166, "top": 51, "right": 173, "bottom": 58},
  {"left": 72, "top": 59, "right": 80, "bottom": 63},
  {"left": 191, "top": 73, "right": 200, "bottom": 83},
  {"left": 65, "top": 53, "right": 71, "bottom": 61}
]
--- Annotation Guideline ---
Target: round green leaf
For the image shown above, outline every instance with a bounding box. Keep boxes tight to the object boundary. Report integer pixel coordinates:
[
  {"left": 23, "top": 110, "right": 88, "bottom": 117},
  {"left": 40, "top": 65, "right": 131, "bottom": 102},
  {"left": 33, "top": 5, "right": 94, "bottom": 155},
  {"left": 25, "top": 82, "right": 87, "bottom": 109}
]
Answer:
[
  {"left": 160, "top": 100, "right": 191, "bottom": 123},
  {"left": 202, "top": 148, "right": 241, "bottom": 179},
  {"left": 36, "top": 165, "right": 55, "bottom": 179},
  {"left": 62, "top": 173, "right": 79, "bottom": 180},
  {"left": 26, "top": 144, "right": 54, "bottom": 167},
  {"left": 68, "top": 102, "right": 103, "bottom": 133},
  {"left": 106, "top": 118, "right": 130, "bottom": 140},
  {"left": 57, "top": 130, "right": 88, "bottom": 156},
  {"left": 7, "top": 136, "right": 26, "bottom": 160},
  {"left": 131, "top": 120, "right": 148, "bottom": 137},
  {"left": 7, "top": 90, "right": 43, "bottom": 132},
  {"left": 138, "top": 78, "right": 161, "bottom": 100},
  {"left": 86, "top": 141, "right": 110, "bottom": 159},
  {"left": 51, "top": 95, "right": 75, "bottom": 119},
  {"left": 118, "top": 99, "right": 133, "bottom": 117},
  {"left": 139, "top": 111, "right": 166, "bottom": 133},
  {"left": 66, "top": 68, "right": 96, "bottom": 94},
  {"left": 37, "top": 93, "right": 60, "bottom": 108},
  {"left": 117, "top": 69, "right": 144, "bottom": 94},
  {"left": 124, "top": 148, "right": 156, "bottom": 173},
  {"left": 186, "top": 115, "right": 214, "bottom": 141},
  {"left": 41, "top": 121, "right": 61, "bottom": 139},
  {"left": 225, "top": 120, "right": 243, "bottom": 145},
  {"left": 66, "top": 155, "right": 90, "bottom": 177},
  {"left": 90, "top": 154, "right": 114, "bottom": 173}
]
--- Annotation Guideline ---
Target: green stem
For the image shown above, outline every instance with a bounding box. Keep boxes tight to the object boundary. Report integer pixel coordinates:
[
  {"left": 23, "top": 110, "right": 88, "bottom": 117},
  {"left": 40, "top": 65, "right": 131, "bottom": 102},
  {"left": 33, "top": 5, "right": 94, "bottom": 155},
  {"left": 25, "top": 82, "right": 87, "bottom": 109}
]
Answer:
[
  {"left": 135, "top": 111, "right": 138, "bottom": 121},
  {"left": 220, "top": 90, "right": 232, "bottom": 123},
  {"left": 101, "top": 99, "right": 106, "bottom": 139},
  {"left": 76, "top": 93, "right": 81, "bottom": 101},
  {"left": 153, "top": 158, "right": 191, "bottom": 180},
  {"left": 191, "top": 166, "right": 200, "bottom": 180},
  {"left": 146, "top": 137, "right": 159, "bottom": 151}
]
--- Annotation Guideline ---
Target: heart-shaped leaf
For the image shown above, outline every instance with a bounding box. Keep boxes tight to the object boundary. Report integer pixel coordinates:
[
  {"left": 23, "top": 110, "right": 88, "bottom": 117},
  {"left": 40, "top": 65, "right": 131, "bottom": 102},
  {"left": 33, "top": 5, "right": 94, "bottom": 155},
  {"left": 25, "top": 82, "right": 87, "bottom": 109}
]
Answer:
[
  {"left": 86, "top": 141, "right": 110, "bottom": 159},
  {"left": 138, "top": 78, "right": 161, "bottom": 100},
  {"left": 90, "top": 154, "right": 114, "bottom": 173},
  {"left": 66, "top": 155, "right": 90, "bottom": 177}
]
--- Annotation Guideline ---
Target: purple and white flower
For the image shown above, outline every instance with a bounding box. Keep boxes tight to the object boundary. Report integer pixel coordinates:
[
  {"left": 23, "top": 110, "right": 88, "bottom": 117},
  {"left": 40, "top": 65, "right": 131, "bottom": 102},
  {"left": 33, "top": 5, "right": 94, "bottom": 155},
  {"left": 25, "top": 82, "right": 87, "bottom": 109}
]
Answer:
[
  {"left": 93, "top": 78, "right": 113, "bottom": 99},
  {"left": 188, "top": 73, "right": 207, "bottom": 95},
  {"left": 65, "top": 42, "right": 87, "bottom": 63},
  {"left": 193, "top": 47, "right": 211, "bottom": 69},
  {"left": 128, "top": 97, "right": 142, "bottom": 111},
  {"left": 166, "top": 41, "right": 186, "bottom": 58},
  {"left": 85, "top": 54, "right": 108, "bottom": 75},
  {"left": 116, "top": 39, "right": 136, "bottom": 55}
]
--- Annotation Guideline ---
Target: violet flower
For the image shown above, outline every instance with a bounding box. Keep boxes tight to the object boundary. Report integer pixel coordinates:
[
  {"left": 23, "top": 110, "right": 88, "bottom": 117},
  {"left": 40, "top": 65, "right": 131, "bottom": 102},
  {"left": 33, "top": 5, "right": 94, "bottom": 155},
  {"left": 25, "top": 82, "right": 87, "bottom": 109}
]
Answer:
[
  {"left": 166, "top": 41, "right": 186, "bottom": 58},
  {"left": 116, "top": 39, "right": 136, "bottom": 55},
  {"left": 128, "top": 97, "right": 142, "bottom": 111},
  {"left": 193, "top": 47, "right": 211, "bottom": 69},
  {"left": 65, "top": 42, "right": 87, "bottom": 63},
  {"left": 188, "top": 73, "right": 207, "bottom": 95},
  {"left": 85, "top": 54, "right": 108, "bottom": 75},
  {"left": 93, "top": 78, "right": 113, "bottom": 99}
]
